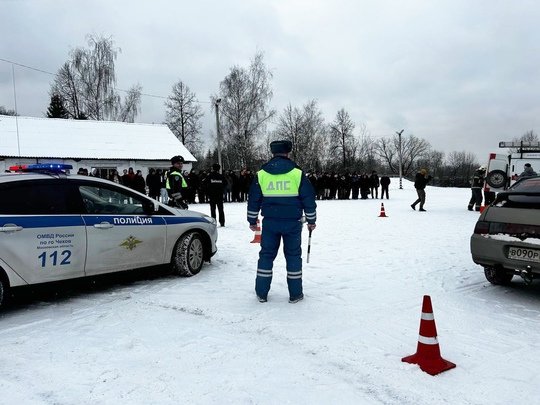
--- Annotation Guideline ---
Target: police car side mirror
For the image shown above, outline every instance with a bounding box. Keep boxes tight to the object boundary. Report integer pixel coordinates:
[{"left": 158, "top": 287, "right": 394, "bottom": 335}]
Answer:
[{"left": 142, "top": 201, "right": 157, "bottom": 215}]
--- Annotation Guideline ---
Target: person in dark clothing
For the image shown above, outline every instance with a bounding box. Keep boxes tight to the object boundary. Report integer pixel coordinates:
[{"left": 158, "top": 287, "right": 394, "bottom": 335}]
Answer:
[
  {"left": 518, "top": 163, "right": 538, "bottom": 179},
  {"left": 133, "top": 170, "right": 146, "bottom": 194},
  {"left": 380, "top": 175, "right": 391, "bottom": 199},
  {"left": 359, "top": 173, "right": 370, "bottom": 199},
  {"left": 411, "top": 169, "right": 432, "bottom": 211},
  {"left": 350, "top": 172, "right": 360, "bottom": 199},
  {"left": 146, "top": 168, "right": 161, "bottom": 200},
  {"left": 108, "top": 169, "right": 122, "bottom": 184},
  {"left": 468, "top": 166, "right": 486, "bottom": 211},
  {"left": 123, "top": 167, "right": 136, "bottom": 189},
  {"left": 205, "top": 163, "right": 226, "bottom": 226},
  {"left": 247, "top": 140, "right": 317, "bottom": 304},
  {"left": 369, "top": 171, "right": 380, "bottom": 198}
]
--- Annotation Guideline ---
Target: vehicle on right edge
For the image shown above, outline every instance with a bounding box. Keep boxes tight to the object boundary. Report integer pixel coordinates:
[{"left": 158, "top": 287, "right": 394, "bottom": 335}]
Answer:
[
  {"left": 471, "top": 176, "right": 540, "bottom": 285},
  {"left": 484, "top": 141, "right": 540, "bottom": 193}
]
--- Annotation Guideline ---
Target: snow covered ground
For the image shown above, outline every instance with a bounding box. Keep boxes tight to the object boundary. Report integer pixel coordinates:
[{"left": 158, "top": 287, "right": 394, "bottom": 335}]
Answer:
[{"left": 2, "top": 180, "right": 540, "bottom": 405}]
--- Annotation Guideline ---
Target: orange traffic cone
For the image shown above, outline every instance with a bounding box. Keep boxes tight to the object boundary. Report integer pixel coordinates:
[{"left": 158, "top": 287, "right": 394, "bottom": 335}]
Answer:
[
  {"left": 402, "top": 295, "right": 456, "bottom": 376},
  {"left": 250, "top": 219, "right": 262, "bottom": 243},
  {"left": 378, "top": 203, "right": 388, "bottom": 217}
]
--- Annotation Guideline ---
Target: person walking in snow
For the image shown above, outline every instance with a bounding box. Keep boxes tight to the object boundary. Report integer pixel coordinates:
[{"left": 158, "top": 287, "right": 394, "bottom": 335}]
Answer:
[
  {"left": 247, "top": 140, "right": 317, "bottom": 304},
  {"left": 411, "top": 168, "right": 432, "bottom": 211}
]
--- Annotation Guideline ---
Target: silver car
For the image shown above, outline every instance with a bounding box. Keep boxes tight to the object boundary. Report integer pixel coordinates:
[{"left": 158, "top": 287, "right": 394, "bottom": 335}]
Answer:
[
  {"left": 470, "top": 176, "right": 540, "bottom": 285},
  {"left": 0, "top": 165, "right": 217, "bottom": 307}
]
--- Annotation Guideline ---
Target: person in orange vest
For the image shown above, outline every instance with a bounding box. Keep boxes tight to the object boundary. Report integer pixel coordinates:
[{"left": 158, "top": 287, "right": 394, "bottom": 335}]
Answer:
[{"left": 247, "top": 140, "right": 317, "bottom": 303}]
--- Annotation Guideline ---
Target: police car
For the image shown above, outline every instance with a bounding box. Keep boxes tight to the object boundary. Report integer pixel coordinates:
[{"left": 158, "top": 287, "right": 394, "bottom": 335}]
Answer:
[{"left": 0, "top": 164, "right": 218, "bottom": 307}]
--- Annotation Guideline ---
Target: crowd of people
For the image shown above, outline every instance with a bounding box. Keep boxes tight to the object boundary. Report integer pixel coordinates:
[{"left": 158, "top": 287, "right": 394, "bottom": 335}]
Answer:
[
  {"left": 305, "top": 171, "right": 391, "bottom": 200},
  {"left": 75, "top": 165, "right": 395, "bottom": 204},
  {"left": 75, "top": 165, "right": 258, "bottom": 205}
]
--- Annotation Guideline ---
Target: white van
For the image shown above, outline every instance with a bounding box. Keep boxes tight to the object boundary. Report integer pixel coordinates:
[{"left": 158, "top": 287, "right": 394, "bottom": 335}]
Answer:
[{"left": 485, "top": 141, "right": 540, "bottom": 193}]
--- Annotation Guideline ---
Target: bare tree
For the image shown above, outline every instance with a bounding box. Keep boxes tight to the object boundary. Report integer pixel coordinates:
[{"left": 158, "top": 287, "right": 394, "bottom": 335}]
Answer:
[
  {"left": 272, "top": 100, "right": 327, "bottom": 170},
  {"left": 0, "top": 106, "right": 17, "bottom": 116},
  {"left": 50, "top": 34, "right": 142, "bottom": 121},
  {"left": 353, "top": 123, "right": 378, "bottom": 172},
  {"left": 165, "top": 80, "right": 204, "bottom": 153},
  {"left": 508, "top": 130, "right": 540, "bottom": 152},
  {"left": 375, "top": 133, "right": 431, "bottom": 177},
  {"left": 218, "top": 52, "right": 275, "bottom": 168},
  {"left": 443, "top": 151, "right": 478, "bottom": 186},
  {"left": 117, "top": 84, "right": 142, "bottom": 123},
  {"left": 328, "top": 108, "right": 356, "bottom": 170}
]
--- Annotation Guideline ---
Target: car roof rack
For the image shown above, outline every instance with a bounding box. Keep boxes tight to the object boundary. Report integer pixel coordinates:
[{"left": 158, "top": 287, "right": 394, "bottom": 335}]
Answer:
[{"left": 499, "top": 141, "right": 540, "bottom": 153}]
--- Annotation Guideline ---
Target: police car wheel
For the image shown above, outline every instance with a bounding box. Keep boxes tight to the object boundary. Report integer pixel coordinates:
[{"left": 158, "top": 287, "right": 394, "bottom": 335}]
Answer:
[
  {"left": 172, "top": 232, "right": 204, "bottom": 277},
  {"left": 0, "top": 277, "right": 6, "bottom": 308},
  {"left": 484, "top": 266, "right": 514, "bottom": 285}
]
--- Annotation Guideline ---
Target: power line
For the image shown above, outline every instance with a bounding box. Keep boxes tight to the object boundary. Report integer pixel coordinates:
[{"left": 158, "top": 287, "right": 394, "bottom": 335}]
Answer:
[{"left": 0, "top": 57, "right": 213, "bottom": 103}]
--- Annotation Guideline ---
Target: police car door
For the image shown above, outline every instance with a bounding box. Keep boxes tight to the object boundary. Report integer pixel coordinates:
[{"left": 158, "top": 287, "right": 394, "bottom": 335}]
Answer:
[
  {"left": 77, "top": 181, "right": 166, "bottom": 275},
  {"left": 0, "top": 179, "right": 86, "bottom": 284}
]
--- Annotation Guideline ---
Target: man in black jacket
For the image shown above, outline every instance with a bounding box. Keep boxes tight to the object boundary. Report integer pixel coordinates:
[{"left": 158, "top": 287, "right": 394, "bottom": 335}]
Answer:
[
  {"left": 468, "top": 166, "right": 486, "bottom": 211},
  {"left": 411, "top": 169, "right": 432, "bottom": 211},
  {"left": 205, "top": 163, "right": 226, "bottom": 226}
]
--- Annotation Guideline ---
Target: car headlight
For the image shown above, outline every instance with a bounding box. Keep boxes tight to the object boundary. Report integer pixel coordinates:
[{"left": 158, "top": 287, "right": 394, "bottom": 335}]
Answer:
[{"left": 205, "top": 216, "right": 217, "bottom": 226}]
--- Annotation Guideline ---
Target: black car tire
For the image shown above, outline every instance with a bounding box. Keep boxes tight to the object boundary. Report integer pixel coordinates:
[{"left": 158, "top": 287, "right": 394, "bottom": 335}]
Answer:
[
  {"left": 486, "top": 170, "right": 507, "bottom": 189},
  {"left": 484, "top": 266, "right": 514, "bottom": 285},
  {"left": 0, "top": 276, "right": 7, "bottom": 308},
  {"left": 171, "top": 231, "right": 204, "bottom": 277}
]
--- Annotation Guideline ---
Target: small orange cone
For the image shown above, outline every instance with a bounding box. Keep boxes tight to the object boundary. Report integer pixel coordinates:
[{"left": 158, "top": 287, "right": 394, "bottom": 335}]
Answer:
[
  {"left": 402, "top": 295, "right": 456, "bottom": 376},
  {"left": 250, "top": 219, "right": 262, "bottom": 243},
  {"left": 378, "top": 203, "right": 388, "bottom": 217}
]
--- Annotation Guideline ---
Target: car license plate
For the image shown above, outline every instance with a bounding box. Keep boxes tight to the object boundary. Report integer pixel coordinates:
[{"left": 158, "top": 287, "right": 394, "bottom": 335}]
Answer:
[{"left": 508, "top": 247, "right": 540, "bottom": 263}]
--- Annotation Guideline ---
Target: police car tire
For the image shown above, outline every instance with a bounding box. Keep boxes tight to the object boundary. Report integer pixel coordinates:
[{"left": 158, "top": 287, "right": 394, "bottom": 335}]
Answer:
[
  {"left": 172, "top": 232, "right": 204, "bottom": 277},
  {"left": 484, "top": 266, "right": 514, "bottom": 285},
  {"left": 0, "top": 277, "right": 6, "bottom": 308},
  {"left": 486, "top": 170, "right": 507, "bottom": 188}
]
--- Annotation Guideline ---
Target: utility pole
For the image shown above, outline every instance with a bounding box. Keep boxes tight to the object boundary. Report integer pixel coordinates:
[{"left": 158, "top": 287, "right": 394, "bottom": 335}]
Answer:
[
  {"left": 396, "top": 129, "right": 404, "bottom": 189},
  {"left": 215, "top": 98, "right": 222, "bottom": 173}
]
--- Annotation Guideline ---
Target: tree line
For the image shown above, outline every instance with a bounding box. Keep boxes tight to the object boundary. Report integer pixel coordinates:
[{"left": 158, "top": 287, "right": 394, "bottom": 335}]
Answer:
[{"left": 2, "top": 34, "right": 538, "bottom": 186}]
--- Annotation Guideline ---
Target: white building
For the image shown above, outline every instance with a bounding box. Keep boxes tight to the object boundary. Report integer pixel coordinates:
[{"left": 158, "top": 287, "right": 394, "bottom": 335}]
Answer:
[{"left": 0, "top": 115, "right": 196, "bottom": 177}]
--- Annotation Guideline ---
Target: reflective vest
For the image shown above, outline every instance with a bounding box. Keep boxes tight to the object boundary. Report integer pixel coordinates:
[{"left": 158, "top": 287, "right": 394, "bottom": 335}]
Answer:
[
  {"left": 258, "top": 168, "right": 302, "bottom": 197},
  {"left": 165, "top": 170, "right": 187, "bottom": 190}
]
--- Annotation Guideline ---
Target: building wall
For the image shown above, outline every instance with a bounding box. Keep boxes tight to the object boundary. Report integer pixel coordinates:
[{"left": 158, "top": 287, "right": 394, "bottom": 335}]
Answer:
[{"left": 0, "top": 158, "right": 192, "bottom": 176}]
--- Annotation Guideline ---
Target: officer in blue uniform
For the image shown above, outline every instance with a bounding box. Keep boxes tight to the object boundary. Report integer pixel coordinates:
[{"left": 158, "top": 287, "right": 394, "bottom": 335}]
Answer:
[{"left": 247, "top": 140, "right": 317, "bottom": 303}]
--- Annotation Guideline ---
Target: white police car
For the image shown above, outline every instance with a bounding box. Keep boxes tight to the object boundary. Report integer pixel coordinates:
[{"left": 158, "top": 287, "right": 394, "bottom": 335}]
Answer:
[{"left": 0, "top": 164, "right": 218, "bottom": 307}]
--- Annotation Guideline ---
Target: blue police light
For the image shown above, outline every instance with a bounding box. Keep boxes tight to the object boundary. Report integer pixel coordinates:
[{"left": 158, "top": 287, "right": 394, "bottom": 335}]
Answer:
[{"left": 9, "top": 163, "right": 73, "bottom": 172}]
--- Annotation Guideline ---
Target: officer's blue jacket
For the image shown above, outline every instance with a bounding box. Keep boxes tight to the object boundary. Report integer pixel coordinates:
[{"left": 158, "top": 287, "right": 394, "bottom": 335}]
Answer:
[{"left": 247, "top": 156, "right": 317, "bottom": 225}]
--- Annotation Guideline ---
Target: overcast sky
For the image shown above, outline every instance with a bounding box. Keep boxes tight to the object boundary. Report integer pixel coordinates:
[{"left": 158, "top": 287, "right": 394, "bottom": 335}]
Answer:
[{"left": 2, "top": 0, "right": 540, "bottom": 163}]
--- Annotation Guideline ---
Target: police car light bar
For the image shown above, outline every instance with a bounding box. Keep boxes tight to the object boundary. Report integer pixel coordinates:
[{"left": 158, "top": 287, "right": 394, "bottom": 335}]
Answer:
[
  {"left": 499, "top": 141, "right": 540, "bottom": 148},
  {"left": 8, "top": 163, "right": 73, "bottom": 172}
]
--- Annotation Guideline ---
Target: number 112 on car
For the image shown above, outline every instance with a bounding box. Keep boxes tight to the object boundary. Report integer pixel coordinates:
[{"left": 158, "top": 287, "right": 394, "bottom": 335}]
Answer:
[{"left": 38, "top": 250, "right": 72, "bottom": 267}]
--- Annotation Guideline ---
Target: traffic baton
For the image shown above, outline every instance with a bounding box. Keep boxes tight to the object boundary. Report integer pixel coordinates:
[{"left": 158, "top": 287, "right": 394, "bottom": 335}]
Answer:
[{"left": 307, "top": 228, "right": 313, "bottom": 264}]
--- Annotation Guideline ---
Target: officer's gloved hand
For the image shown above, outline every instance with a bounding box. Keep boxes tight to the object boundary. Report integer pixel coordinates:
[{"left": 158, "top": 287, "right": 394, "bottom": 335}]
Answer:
[
  {"left": 176, "top": 199, "right": 189, "bottom": 210},
  {"left": 307, "top": 223, "right": 316, "bottom": 231},
  {"left": 249, "top": 223, "right": 258, "bottom": 231}
]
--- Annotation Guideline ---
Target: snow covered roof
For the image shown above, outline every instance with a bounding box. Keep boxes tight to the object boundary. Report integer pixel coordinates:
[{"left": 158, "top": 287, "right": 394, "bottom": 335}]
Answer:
[{"left": 0, "top": 115, "right": 196, "bottom": 161}]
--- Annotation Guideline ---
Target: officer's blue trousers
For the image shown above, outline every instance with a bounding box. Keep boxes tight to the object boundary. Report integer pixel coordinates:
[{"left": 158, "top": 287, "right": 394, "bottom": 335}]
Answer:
[{"left": 255, "top": 218, "right": 303, "bottom": 299}]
